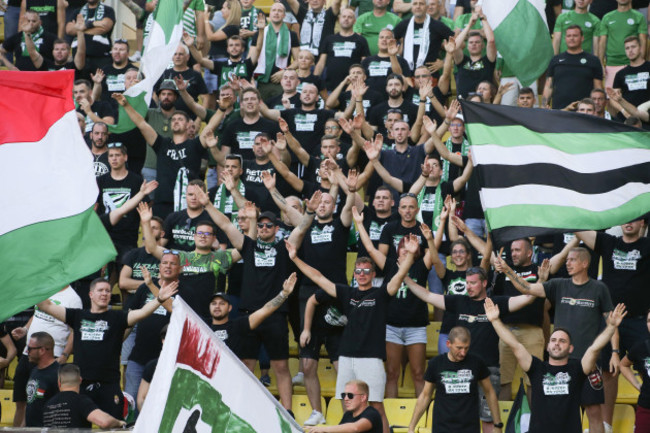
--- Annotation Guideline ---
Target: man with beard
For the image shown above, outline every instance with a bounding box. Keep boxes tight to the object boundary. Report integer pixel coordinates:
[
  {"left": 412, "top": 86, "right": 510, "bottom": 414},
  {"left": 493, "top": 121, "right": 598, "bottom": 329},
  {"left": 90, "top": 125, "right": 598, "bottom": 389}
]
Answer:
[
  {"left": 98, "top": 39, "right": 135, "bottom": 103},
  {"left": 65, "top": 0, "right": 116, "bottom": 70},
  {"left": 1, "top": 10, "right": 56, "bottom": 71},
  {"left": 89, "top": 122, "right": 111, "bottom": 178},
  {"left": 74, "top": 80, "right": 114, "bottom": 137},
  {"left": 367, "top": 75, "right": 419, "bottom": 130},
  {"left": 24, "top": 17, "right": 85, "bottom": 73},
  {"left": 485, "top": 299, "right": 626, "bottom": 433}
]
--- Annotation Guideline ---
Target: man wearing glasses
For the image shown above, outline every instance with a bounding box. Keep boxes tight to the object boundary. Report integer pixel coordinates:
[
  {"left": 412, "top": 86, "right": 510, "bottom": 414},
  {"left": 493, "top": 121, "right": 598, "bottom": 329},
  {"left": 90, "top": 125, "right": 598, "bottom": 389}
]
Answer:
[
  {"left": 304, "top": 380, "right": 382, "bottom": 433},
  {"left": 24, "top": 332, "right": 59, "bottom": 427}
]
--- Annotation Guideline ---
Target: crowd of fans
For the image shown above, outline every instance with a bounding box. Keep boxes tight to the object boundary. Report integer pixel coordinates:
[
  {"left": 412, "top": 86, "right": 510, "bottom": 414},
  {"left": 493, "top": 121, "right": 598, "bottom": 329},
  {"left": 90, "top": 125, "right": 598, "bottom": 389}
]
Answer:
[{"left": 1, "top": 0, "right": 650, "bottom": 431}]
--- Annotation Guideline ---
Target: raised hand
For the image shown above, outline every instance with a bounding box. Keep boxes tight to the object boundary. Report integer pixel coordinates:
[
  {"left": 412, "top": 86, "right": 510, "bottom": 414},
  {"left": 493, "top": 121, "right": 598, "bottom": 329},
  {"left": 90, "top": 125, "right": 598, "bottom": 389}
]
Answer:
[
  {"left": 182, "top": 31, "right": 195, "bottom": 47},
  {"left": 305, "top": 189, "right": 322, "bottom": 213},
  {"left": 278, "top": 116, "right": 290, "bottom": 133},
  {"left": 203, "top": 129, "right": 218, "bottom": 148},
  {"left": 419, "top": 81, "right": 433, "bottom": 100},
  {"left": 173, "top": 75, "right": 187, "bottom": 92},
  {"left": 140, "top": 180, "right": 159, "bottom": 195},
  {"left": 484, "top": 297, "right": 500, "bottom": 322},
  {"left": 423, "top": 115, "right": 437, "bottom": 136},
  {"left": 221, "top": 171, "right": 236, "bottom": 191},
  {"left": 112, "top": 93, "right": 127, "bottom": 106},
  {"left": 137, "top": 202, "right": 152, "bottom": 222},
  {"left": 338, "top": 117, "right": 353, "bottom": 135},
  {"left": 91, "top": 68, "right": 105, "bottom": 84},
  {"left": 352, "top": 206, "right": 364, "bottom": 225},
  {"left": 158, "top": 280, "right": 179, "bottom": 301},
  {"left": 140, "top": 265, "right": 153, "bottom": 286},
  {"left": 217, "top": 93, "right": 234, "bottom": 110},
  {"left": 274, "top": 132, "right": 287, "bottom": 150},
  {"left": 284, "top": 239, "right": 298, "bottom": 260},
  {"left": 446, "top": 99, "right": 461, "bottom": 122},
  {"left": 241, "top": 201, "right": 258, "bottom": 220},
  {"left": 404, "top": 233, "right": 420, "bottom": 255},
  {"left": 346, "top": 168, "right": 358, "bottom": 193},
  {"left": 450, "top": 215, "right": 468, "bottom": 233},
  {"left": 387, "top": 38, "right": 399, "bottom": 56},
  {"left": 281, "top": 272, "right": 297, "bottom": 296},
  {"left": 421, "top": 156, "right": 432, "bottom": 178},
  {"left": 188, "top": 183, "right": 210, "bottom": 206},
  {"left": 444, "top": 36, "right": 456, "bottom": 53},
  {"left": 261, "top": 170, "right": 276, "bottom": 190},
  {"left": 420, "top": 223, "right": 433, "bottom": 241},
  {"left": 538, "top": 258, "right": 550, "bottom": 282},
  {"left": 607, "top": 303, "right": 627, "bottom": 328},
  {"left": 363, "top": 140, "right": 380, "bottom": 161},
  {"left": 351, "top": 113, "right": 363, "bottom": 130}
]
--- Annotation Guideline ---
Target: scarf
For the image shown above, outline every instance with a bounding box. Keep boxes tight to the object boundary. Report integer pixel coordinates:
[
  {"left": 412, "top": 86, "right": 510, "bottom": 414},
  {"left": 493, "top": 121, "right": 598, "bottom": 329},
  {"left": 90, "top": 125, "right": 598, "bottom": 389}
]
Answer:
[
  {"left": 417, "top": 182, "right": 443, "bottom": 232},
  {"left": 173, "top": 167, "right": 190, "bottom": 212},
  {"left": 299, "top": 8, "right": 326, "bottom": 56},
  {"left": 214, "top": 180, "right": 245, "bottom": 222},
  {"left": 442, "top": 137, "right": 469, "bottom": 182},
  {"left": 254, "top": 24, "right": 290, "bottom": 83},
  {"left": 21, "top": 26, "right": 44, "bottom": 57},
  {"left": 242, "top": 6, "right": 259, "bottom": 30},
  {"left": 80, "top": 2, "right": 105, "bottom": 20},
  {"left": 404, "top": 15, "right": 431, "bottom": 70}
]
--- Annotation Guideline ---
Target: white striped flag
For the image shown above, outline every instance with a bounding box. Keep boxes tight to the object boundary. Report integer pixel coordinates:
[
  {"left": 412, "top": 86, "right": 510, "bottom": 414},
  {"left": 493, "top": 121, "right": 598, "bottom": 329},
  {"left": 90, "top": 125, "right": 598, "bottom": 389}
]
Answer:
[
  {"left": 109, "top": 0, "right": 183, "bottom": 134},
  {"left": 461, "top": 100, "right": 650, "bottom": 245},
  {"left": 482, "top": 0, "right": 553, "bottom": 87},
  {"left": 0, "top": 70, "right": 116, "bottom": 322},
  {"left": 135, "top": 297, "right": 302, "bottom": 433}
]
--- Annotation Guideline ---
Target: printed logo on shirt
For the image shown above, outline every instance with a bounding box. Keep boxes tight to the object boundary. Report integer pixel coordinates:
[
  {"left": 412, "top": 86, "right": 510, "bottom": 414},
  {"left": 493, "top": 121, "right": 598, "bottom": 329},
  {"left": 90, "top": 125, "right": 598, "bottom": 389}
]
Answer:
[
  {"left": 94, "top": 161, "right": 110, "bottom": 177},
  {"left": 542, "top": 371, "right": 571, "bottom": 395},
  {"left": 333, "top": 41, "right": 357, "bottom": 57},
  {"left": 560, "top": 297, "right": 595, "bottom": 308},
  {"left": 392, "top": 234, "right": 422, "bottom": 251},
  {"left": 458, "top": 313, "right": 488, "bottom": 324},
  {"left": 236, "top": 131, "right": 261, "bottom": 150},
  {"left": 644, "top": 357, "right": 650, "bottom": 378},
  {"left": 102, "top": 188, "right": 132, "bottom": 212},
  {"left": 462, "top": 59, "right": 486, "bottom": 71},
  {"left": 106, "top": 73, "right": 126, "bottom": 92},
  {"left": 214, "top": 329, "right": 228, "bottom": 341},
  {"left": 504, "top": 270, "right": 537, "bottom": 282},
  {"left": 368, "top": 60, "right": 391, "bottom": 77},
  {"left": 254, "top": 248, "right": 277, "bottom": 267},
  {"left": 447, "top": 277, "right": 467, "bottom": 295},
  {"left": 145, "top": 293, "right": 169, "bottom": 316},
  {"left": 624, "top": 72, "right": 649, "bottom": 91},
  {"left": 369, "top": 221, "right": 387, "bottom": 241},
  {"left": 26, "top": 379, "right": 46, "bottom": 403},
  {"left": 611, "top": 248, "right": 641, "bottom": 271},
  {"left": 245, "top": 168, "right": 268, "bottom": 184},
  {"left": 166, "top": 147, "right": 188, "bottom": 161},
  {"left": 310, "top": 225, "right": 334, "bottom": 243},
  {"left": 349, "top": 298, "right": 376, "bottom": 308},
  {"left": 171, "top": 227, "right": 195, "bottom": 246},
  {"left": 294, "top": 113, "right": 318, "bottom": 132},
  {"left": 80, "top": 319, "right": 109, "bottom": 341},
  {"left": 440, "top": 369, "right": 474, "bottom": 393}
]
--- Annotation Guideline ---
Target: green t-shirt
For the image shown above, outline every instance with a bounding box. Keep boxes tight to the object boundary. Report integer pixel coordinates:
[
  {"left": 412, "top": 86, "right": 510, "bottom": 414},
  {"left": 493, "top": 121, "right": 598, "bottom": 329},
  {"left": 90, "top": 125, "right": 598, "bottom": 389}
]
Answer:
[
  {"left": 598, "top": 9, "right": 648, "bottom": 66},
  {"left": 554, "top": 10, "right": 601, "bottom": 54},
  {"left": 349, "top": 0, "right": 393, "bottom": 16},
  {"left": 353, "top": 11, "right": 402, "bottom": 56},
  {"left": 182, "top": 0, "right": 205, "bottom": 37},
  {"left": 440, "top": 15, "right": 455, "bottom": 31},
  {"left": 178, "top": 249, "right": 232, "bottom": 276}
]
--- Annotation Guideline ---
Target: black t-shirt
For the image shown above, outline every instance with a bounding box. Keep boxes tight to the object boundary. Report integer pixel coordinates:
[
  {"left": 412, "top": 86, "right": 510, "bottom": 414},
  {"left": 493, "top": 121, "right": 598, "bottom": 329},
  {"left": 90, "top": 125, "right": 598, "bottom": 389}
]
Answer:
[
  {"left": 547, "top": 51, "right": 602, "bottom": 109},
  {"left": 178, "top": 272, "right": 218, "bottom": 317},
  {"left": 550, "top": 232, "right": 599, "bottom": 279},
  {"left": 367, "top": 99, "right": 419, "bottom": 130},
  {"left": 527, "top": 357, "right": 585, "bottom": 433},
  {"left": 162, "top": 208, "right": 213, "bottom": 251},
  {"left": 25, "top": 361, "right": 60, "bottom": 427},
  {"left": 96, "top": 171, "right": 144, "bottom": 247},
  {"left": 80, "top": 100, "right": 115, "bottom": 136},
  {"left": 283, "top": 107, "right": 336, "bottom": 156},
  {"left": 122, "top": 246, "right": 160, "bottom": 280},
  {"left": 301, "top": 219, "right": 350, "bottom": 286},
  {"left": 336, "top": 88, "right": 384, "bottom": 115},
  {"left": 208, "top": 24, "right": 240, "bottom": 59},
  {"left": 444, "top": 295, "right": 510, "bottom": 366},
  {"left": 266, "top": 92, "right": 301, "bottom": 110},
  {"left": 2, "top": 30, "right": 56, "bottom": 71},
  {"left": 304, "top": 154, "right": 349, "bottom": 185},
  {"left": 91, "top": 151, "right": 111, "bottom": 178},
  {"left": 320, "top": 33, "right": 371, "bottom": 91},
  {"left": 242, "top": 159, "right": 286, "bottom": 213},
  {"left": 362, "top": 54, "right": 412, "bottom": 97},
  {"left": 385, "top": 258, "right": 430, "bottom": 327},
  {"left": 239, "top": 236, "right": 290, "bottom": 312},
  {"left": 43, "top": 391, "right": 97, "bottom": 428},
  {"left": 69, "top": 5, "right": 115, "bottom": 57},
  {"left": 336, "top": 283, "right": 390, "bottom": 359},
  {"left": 108, "top": 127, "right": 148, "bottom": 165},
  {"left": 627, "top": 339, "right": 650, "bottom": 409},
  {"left": 440, "top": 269, "right": 467, "bottom": 333},
  {"left": 65, "top": 308, "right": 129, "bottom": 383},
  {"left": 424, "top": 353, "right": 489, "bottom": 433},
  {"left": 357, "top": 207, "right": 399, "bottom": 261},
  {"left": 379, "top": 220, "right": 426, "bottom": 269},
  {"left": 155, "top": 68, "right": 208, "bottom": 119},
  {"left": 294, "top": 5, "right": 337, "bottom": 56},
  {"left": 26, "top": 0, "right": 58, "bottom": 34},
  {"left": 221, "top": 117, "right": 280, "bottom": 160},
  {"left": 151, "top": 135, "right": 207, "bottom": 205},
  {"left": 211, "top": 57, "right": 254, "bottom": 89},
  {"left": 393, "top": 18, "right": 454, "bottom": 66},
  {"left": 594, "top": 232, "right": 650, "bottom": 317},
  {"left": 126, "top": 283, "right": 171, "bottom": 364},
  {"left": 493, "top": 263, "right": 545, "bottom": 326},
  {"left": 455, "top": 55, "right": 496, "bottom": 99},
  {"left": 613, "top": 61, "right": 650, "bottom": 107},
  {"left": 339, "top": 406, "right": 383, "bottom": 433},
  {"left": 100, "top": 62, "right": 136, "bottom": 102},
  {"left": 210, "top": 316, "right": 251, "bottom": 356},
  {"left": 142, "top": 358, "right": 158, "bottom": 383}
]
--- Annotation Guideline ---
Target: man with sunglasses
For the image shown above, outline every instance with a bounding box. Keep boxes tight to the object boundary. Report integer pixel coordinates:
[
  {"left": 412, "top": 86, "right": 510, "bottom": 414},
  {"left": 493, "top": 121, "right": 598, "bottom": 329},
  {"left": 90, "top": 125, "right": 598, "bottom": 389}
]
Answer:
[
  {"left": 194, "top": 185, "right": 322, "bottom": 414},
  {"left": 287, "top": 234, "right": 420, "bottom": 433},
  {"left": 304, "top": 380, "right": 382, "bottom": 433},
  {"left": 24, "top": 332, "right": 59, "bottom": 427}
]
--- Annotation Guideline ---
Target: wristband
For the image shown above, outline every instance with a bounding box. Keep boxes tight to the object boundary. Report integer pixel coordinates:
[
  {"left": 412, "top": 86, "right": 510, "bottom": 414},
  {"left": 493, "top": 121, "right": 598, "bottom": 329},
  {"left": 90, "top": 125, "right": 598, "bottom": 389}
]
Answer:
[
  {"left": 157, "top": 296, "right": 164, "bottom": 303},
  {"left": 85, "top": 20, "right": 94, "bottom": 29},
  {"left": 218, "top": 106, "right": 226, "bottom": 112},
  {"left": 61, "top": 352, "right": 69, "bottom": 358},
  {"left": 356, "top": 99, "right": 362, "bottom": 102},
  {"left": 306, "top": 210, "right": 315, "bottom": 215},
  {"left": 612, "top": 349, "right": 620, "bottom": 354},
  {"left": 493, "top": 423, "right": 503, "bottom": 429}
]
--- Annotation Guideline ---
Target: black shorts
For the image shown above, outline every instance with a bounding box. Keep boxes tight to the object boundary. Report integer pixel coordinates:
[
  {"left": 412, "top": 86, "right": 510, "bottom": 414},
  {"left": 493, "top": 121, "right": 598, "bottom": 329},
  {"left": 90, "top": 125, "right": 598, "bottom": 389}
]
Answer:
[
  {"left": 299, "top": 331, "right": 342, "bottom": 362},
  {"left": 12, "top": 355, "right": 34, "bottom": 403},
  {"left": 238, "top": 312, "right": 289, "bottom": 361},
  {"left": 581, "top": 366, "right": 605, "bottom": 406},
  {"left": 81, "top": 380, "right": 124, "bottom": 419}
]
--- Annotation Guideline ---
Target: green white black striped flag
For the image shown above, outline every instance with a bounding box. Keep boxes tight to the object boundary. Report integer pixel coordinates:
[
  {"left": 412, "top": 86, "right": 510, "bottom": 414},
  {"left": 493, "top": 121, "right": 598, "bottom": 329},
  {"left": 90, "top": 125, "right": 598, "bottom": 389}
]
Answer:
[{"left": 461, "top": 101, "right": 650, "bottom": 245}]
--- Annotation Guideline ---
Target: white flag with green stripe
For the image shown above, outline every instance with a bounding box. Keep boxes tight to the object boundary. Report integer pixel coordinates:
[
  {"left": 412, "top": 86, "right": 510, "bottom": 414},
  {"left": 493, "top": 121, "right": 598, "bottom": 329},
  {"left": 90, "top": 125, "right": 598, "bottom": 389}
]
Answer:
[
  {"left": 109, "top": 0, "right": 183, "bottom": 134},
  {"left": 482, "top": 0, "right": 553, "bottom": 87}
]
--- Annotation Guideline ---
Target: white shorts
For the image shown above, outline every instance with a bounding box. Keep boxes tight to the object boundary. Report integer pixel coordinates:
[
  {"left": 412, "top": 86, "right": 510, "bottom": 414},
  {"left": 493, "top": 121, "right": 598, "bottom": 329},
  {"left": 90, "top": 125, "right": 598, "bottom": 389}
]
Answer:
[
  {"left": 336, "top": 356, "right": 386, "bottom": 402},
  {"left": 385, "top": 325, "right": 427, "bottom": 346}
]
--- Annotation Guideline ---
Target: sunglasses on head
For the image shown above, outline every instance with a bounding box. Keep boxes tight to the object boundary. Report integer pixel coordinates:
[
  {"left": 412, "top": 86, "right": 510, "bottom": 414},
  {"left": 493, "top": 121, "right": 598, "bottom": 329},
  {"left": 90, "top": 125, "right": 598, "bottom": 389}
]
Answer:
[{"left": 163, "top": 249, "right": 180, "bottom": 255}]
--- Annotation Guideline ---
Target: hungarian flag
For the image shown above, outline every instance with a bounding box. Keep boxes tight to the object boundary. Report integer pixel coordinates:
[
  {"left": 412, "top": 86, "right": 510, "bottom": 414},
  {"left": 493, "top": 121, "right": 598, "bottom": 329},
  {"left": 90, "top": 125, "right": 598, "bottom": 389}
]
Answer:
[
  {"left": 482, "top": 0, "right": 553, "bottom": 87},
  {"left": 109, "top": 0, "right": 183, "bottom": 134},
  {"left": 136, "top": 297, "right": 302, "bottom": 433},
  {"left": 506, "top": 379, "right": 530, "bottom": 433},
  {"left": 462, "top": 101, "right": 650, "bottom": 245},
  {"left": 0, "top": 70, "right": 116, "bottom": 322}
]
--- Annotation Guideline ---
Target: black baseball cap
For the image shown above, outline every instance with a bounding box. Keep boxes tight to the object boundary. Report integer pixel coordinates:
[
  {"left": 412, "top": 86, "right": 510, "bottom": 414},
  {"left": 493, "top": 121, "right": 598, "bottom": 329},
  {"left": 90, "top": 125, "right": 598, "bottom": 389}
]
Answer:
[{"left": 211, "top": 292, "right": 231, "bottom": 303}]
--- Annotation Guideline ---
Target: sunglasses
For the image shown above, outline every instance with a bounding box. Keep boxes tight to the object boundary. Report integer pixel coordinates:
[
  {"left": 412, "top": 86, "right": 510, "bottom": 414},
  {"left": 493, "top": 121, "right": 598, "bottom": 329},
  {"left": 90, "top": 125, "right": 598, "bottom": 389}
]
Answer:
[
  {"left": 257, "top": 222, "right": 275, "bottom": 229},
  {"left": 400, "top": 192, "right": 417, "bottom": 199},
  {"left": 354, "top": 268, "right": 372, "bottom": 275},
  {"left": 107, "top": 142, "right": 123, "bottom": 148},
  {"left": 340, "top": 392, "right": 362, "bottom": 399},
  {"left": 163, "top": 249, "right": 180, "bottom": 255},
  {"left": 195, "top": 231, "right": 214, "bottom": 237},
  {"left": 27, "top": 346, "right": 42, "bottom": 352}
]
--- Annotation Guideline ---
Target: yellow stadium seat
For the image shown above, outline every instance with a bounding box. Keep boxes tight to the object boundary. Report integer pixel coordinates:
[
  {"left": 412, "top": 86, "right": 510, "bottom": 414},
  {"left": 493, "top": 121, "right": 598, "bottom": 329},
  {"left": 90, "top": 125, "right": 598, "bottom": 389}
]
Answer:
[
  {"left": 617, "top": 371, "right": 641, "bottom": 404},
  {"left": 0, "top": 389, "right": 15, "bottom": 426},
  {"left": 612, "top": 404, "right": 635, "bottom": 433},
  {"left": 253, "top": 363, "right": 278, "bottom": 396},
  {"left": 499, "top": 400, "right": 514, "bottom": 425},
  {"left": 6, "top": 357, "right": 18, "bottom": 382},
  {"left": 426, "top": 322, "right": 441, "bottom": 358},
  {"left": 292, "top": 394, "right": 327, "bottom": 426},
  {"left": 325, "top": 397, "right": 343, "bottom": 425},
  {"left": 428, "top": 304, "right": 435, "bottom": 321},
  {"left": 288, "top": 326, "right": 299, "bottom": 357},
  {"left": 508, "top": 368, "right": 526, "bottom": 401},
  {"left": 346, "top": 252, "right": 357, "bottom": 284},
  {"left": 398, "top": 367, "right": 416, "bottom": 398},
  {"left": 317, "top": 360, "right": 338, "bottom": 397},
  {"left": 384, "top": 398, "right": 424, "bottom": 433}
]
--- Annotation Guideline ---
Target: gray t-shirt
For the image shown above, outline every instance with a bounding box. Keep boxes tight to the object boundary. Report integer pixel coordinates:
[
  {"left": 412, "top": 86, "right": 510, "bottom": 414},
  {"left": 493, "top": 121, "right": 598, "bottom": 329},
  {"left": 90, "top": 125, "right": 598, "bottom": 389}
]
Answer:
[{"left": 543, "top": 278, "right": 613, "bottom": 359}]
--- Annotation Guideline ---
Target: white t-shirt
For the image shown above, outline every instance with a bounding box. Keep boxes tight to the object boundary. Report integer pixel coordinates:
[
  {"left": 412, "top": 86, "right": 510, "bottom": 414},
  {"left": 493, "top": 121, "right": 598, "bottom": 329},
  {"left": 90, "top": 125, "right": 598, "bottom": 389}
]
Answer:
[{"left": 25, "top": 286, "right": 82, "bottom": 357}]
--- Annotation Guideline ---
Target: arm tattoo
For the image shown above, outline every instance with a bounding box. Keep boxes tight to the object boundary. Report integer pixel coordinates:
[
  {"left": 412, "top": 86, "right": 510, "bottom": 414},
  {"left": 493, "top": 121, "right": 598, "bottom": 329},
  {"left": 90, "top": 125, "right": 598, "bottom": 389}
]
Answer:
[
  {"left": 272, "top": 189, "right": 287, "bottom": 205},
  {"left": 505, "top": 268, "right": 531, "bottom": 292},
  {"left": 298, "top": 213, "right": 314, "bottom": 231},
  {"left": 266, "top": 292, "right": 288, "bottom": 309}
]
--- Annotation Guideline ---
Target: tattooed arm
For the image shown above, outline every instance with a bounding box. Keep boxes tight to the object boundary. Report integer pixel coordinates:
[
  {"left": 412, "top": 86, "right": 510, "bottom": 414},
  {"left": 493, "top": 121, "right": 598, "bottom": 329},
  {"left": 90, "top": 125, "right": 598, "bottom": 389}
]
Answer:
[
  {"left": 493, "top": 255, "right": 547, "bottom": 298},
  {"left": 248, "top": 273, "right": 298, "bottom": 329}
]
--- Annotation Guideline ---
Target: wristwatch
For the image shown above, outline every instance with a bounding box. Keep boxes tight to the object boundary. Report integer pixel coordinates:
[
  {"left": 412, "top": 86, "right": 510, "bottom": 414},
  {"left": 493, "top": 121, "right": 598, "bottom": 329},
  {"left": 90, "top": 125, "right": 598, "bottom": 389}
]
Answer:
[{"left": 493, "top": 422, "right": 504, "bottom": 429}]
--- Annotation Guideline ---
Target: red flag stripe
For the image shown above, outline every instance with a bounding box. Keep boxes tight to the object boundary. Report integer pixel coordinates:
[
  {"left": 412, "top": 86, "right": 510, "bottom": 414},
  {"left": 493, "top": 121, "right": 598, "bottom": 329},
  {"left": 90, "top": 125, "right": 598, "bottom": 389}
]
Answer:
[{"left": 0, "top": 70, "right": 75, "bottom": 146}]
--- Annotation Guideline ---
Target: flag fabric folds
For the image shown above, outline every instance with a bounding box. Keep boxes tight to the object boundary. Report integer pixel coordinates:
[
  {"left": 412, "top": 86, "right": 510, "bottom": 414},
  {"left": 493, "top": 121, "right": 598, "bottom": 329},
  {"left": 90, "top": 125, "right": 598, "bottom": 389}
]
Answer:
[
  {"left": 506, "top": 379, "right": 530, "bottom": 433},
  {"left": 482, "top": 0, "right": 553, "bottom": 87},
  {"left": 461, "top": 100, "right": 650, "bottom": 245},
  {"left": 135, "top": 297, "right": 302, "bottom": 433},
  {"left": 0, "top": 70, "right": 116, "bottom": 322},
  {"left": 109, "top": 0, "right": 183, "bottom": 134}
]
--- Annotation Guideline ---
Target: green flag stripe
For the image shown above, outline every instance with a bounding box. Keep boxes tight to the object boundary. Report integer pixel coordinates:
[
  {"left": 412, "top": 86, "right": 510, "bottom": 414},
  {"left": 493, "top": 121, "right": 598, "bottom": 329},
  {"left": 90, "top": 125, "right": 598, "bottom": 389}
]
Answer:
[
  {"left": 466, "top": 124, "right": 649, "bottom": 154},
  {"left": 484, "top": 193, "right": 650, "bottom": 230},
  {"left": 108, "top": 92, "right": 148, "bottom": 134}
]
